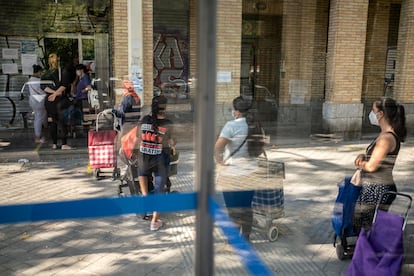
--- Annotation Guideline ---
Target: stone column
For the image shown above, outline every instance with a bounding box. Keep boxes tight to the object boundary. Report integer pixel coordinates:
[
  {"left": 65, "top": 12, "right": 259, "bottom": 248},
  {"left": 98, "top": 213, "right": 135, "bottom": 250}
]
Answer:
[
  {"left": 141, "top": 0, "right": 154, "bottom": 106},
  {"left": 362, "top": 0, "right": 390, "bottom": 101},
  {"left": 323, "top": 0, "right": 369, "bottom": 140},
  {"left": 278, "top": 0, "right": 328, "bottom": 135},
  {"left": 394, "top": 0, "right": 414, "bottom": 134},
  {"left": 215, "top": 0, "right": 243, "bottom": 135},
  {"left": 112, "top": 0, "right": 129, "bottom": 105}
]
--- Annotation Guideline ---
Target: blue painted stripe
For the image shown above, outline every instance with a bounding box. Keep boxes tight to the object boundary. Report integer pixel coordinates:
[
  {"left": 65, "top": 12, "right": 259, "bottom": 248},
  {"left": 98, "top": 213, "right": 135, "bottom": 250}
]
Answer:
[
  {"left": 0, "top": 192, "right": 197, "bottom": 224},
  {"left": 209, "top": 198, "right": 275, "bottom": 276},
  {"left": 0, "top": 191, "right": 276, "bottom": 275}
]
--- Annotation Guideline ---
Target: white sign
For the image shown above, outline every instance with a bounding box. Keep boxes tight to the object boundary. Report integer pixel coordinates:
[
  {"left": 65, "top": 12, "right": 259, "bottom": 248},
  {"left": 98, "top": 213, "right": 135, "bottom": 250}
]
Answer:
[
  {"left": 2, "top": 48, "right": 18, "bottom": 59},
  {"left": 290, "top": 93, "right": 305, "bottom": 104},
  {"left": 217, "top": 71, "right": 232, "bottom": 83},
  {"left": 21, "top": 54, "right": 38, "bottom": 75},
  {"left": 1, "top": 63, "right": 18, "bottom": 74},
  {"left": 289, "top": 79, "right": 308, "bottom": 105}
]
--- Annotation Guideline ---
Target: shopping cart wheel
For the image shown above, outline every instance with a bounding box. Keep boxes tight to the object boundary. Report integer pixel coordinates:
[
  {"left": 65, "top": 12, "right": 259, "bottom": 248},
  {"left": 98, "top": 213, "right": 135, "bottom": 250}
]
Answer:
[
  {"left": 112, "top": 168, "right": 120, "bottom": 180},
  {"left": 93, "top": 169, "right": 100, "bottom": 179},
  {"left": 268, "top": 226, "right": 279, "bottom": 242},
  {"left": 336, "top": 243, "right": 345, "bottom": 260}
]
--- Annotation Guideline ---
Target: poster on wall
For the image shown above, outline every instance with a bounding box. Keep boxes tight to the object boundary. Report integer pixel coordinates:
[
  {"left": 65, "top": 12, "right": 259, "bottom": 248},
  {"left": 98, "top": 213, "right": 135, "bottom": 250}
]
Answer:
[
  {"left": 83, "top": 60, "right": 96, "bottom": 73},
  {"left": 21, "top": 54, "right": 38, "bottom": 75},
  {"left": 21, "top": 41, "right": 36, "bottom": 54},
  {"left": 217, "top": 71, "right": 232, "bottom": 83},
  {"left": 2, "top": 63, "right": 18, "bottom": 74},
  {"left": 289, "top": 80, "right": 307, "bottom": 104},
  {"left": 2, "top": 48, "right": 18, "bottom": 60}
]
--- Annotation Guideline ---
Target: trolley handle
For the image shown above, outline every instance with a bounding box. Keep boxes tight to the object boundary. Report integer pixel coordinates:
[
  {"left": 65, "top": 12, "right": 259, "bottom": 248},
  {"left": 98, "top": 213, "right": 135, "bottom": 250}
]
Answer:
[
  {"left": 373, "top": 191, "right": 412, "bottom": 231},
  {"left": 95, "top": 109, "right": 116, "bottom": 132}
]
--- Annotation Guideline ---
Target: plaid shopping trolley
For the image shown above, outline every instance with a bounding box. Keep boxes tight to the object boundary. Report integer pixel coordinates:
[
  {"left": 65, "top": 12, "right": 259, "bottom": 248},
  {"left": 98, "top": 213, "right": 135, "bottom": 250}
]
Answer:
[{"left": 88, "top": 109, "right": 121, "bottom": 179}]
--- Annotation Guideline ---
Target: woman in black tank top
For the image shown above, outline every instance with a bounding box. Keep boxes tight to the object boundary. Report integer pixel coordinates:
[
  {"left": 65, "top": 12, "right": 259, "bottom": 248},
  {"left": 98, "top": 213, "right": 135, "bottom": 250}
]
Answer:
[{"left": 353, "top": 97, "right": 407, "bottom": 231}]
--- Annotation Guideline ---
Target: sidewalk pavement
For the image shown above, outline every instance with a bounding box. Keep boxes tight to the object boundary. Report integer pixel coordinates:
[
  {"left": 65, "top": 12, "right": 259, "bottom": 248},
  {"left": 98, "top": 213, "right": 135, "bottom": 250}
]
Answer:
[{"left": 0, "top": 128, "right": 413, "bottom": 275}]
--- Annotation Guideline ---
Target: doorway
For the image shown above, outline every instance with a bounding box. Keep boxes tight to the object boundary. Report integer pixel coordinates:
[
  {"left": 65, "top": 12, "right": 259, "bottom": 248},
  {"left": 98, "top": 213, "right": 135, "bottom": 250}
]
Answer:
[{"left": 240, "top": 15, "right": 281, "bottom": 121}]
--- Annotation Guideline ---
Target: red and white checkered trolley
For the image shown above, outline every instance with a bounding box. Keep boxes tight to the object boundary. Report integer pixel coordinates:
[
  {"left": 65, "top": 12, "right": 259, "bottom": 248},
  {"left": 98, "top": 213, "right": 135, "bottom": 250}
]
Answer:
[
  {"left": 251, "top": 157, "right": 285, "bottom": 242},
  {"left": 88, "top": 109, "right": 121, "bottom": 179}
]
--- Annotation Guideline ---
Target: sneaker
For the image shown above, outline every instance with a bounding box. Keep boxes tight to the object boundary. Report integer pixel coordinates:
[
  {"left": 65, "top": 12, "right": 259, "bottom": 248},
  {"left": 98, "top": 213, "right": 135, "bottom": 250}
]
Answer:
[
  {"left": 142, "top": 214, "right": 152, "bottom": 220},
  {"left": 61, "top": 144, "right": 73, "bottom": 150},
  {"left": 150, "top": 220, "right": 163, "bottom": 231}
]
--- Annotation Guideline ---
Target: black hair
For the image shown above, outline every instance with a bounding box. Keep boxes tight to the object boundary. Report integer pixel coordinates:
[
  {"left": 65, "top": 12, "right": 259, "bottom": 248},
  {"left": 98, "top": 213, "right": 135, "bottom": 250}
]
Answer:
[
  {"left": 32, "top": 64, "right": 43, "bottom": 74},
  {"left": 375, "top": 97, "right": 407, "bottom": 142},
  {"left": 232, "top": 96, "right": 249, "bottom": 115},
  {"left": 62, "top": 64, "right": 77, "bottom": 85},
  {"left": 150, "top": 95, "right": 168, "bottom": 138},
  {"left": 151, "top": 95, "right": 167, "bottom": 116},
  {"left": 75, "top": 64, "right": 88, "bottom": 73}
]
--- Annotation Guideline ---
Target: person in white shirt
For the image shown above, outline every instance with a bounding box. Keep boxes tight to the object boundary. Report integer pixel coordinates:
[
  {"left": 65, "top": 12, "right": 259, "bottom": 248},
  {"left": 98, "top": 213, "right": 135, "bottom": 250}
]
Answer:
[
  {"left": 215, "top": 96, "right": 258, "bottom": 241},
  {"left": 28, "top": 64, "right": 47, "bottom": 143}
]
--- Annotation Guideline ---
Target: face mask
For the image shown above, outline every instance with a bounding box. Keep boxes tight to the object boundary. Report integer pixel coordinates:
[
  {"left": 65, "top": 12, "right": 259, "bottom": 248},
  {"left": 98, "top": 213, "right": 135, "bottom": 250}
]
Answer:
[
  {"left": 369, "top": 110, "right": 379, "bottom": 126},
  {"left": 76, "top": 70, "right": 82, "bottom": 76},
  {"left": 231, "top": 110, "right": 236, "bottom": 119}
]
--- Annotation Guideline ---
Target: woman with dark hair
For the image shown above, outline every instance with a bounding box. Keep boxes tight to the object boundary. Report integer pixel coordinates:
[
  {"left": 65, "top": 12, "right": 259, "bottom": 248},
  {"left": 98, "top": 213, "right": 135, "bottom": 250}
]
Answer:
[
  {"left": 353, "top": 97, "right": 407, "bottom": 231},
  {"left": 215, "top": 96, "right": 258, "bottom": 241},
  {"left": 137, "top": 95, "right": 175, "bottom": 231},
  {"left": 74, "top": 63, "right": 92, "bottom": 117}
]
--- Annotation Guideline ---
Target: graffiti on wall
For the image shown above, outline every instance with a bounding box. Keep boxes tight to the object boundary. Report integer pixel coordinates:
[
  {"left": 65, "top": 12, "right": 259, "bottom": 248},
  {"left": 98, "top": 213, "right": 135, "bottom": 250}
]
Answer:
[{"left": 153, "top": 32, "right": 188, "bottom": 100}]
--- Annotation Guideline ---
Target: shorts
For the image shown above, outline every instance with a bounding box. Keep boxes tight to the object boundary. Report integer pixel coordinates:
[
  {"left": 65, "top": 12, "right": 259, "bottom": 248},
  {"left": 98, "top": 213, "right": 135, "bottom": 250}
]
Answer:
[{"left": 137, "top": 152, "right": 170, "bottom": 193}]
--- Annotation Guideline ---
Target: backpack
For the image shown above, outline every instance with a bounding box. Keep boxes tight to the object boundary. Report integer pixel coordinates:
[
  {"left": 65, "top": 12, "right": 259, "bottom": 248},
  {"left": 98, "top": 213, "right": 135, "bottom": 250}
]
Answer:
[{"left": 246, "top": 113, "right": 266, "bottom": 157}]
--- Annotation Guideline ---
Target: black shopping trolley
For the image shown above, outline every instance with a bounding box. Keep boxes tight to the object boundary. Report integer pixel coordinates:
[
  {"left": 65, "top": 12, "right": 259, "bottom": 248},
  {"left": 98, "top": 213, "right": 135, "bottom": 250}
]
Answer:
[{"left": 251, "top": 157, "right": 285, "bottom": 242}]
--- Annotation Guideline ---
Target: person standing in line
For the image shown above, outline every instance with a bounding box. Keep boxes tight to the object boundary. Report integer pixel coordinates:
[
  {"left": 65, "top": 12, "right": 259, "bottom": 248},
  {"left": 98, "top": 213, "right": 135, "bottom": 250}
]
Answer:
[
  {"left": 353, "top": 97, "right": 407, "bottom": 231},
  {"left": 215, "top": 96, "right": 258, "bottom": 241},
  {"left": 44, "top": 60, "right": 77, "bottom": 150},
  {"left": 28, "top": 64, "right": 47, "bottom": 143},
  {"left": 42, "top": 53, "right": 61, "bottom": 90},
  {"left": 137, "top": 95, "right": 175, "bottom": 231},
  {"left": 74, "top": 63, "right": 92, "bottom": 118},
  {"left": 117, "top": 79, "right": 141, "bottom": 126}
]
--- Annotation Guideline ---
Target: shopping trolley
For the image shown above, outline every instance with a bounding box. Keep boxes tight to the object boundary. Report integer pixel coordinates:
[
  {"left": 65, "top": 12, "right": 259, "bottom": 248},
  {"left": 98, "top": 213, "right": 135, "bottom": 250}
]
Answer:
[
  {"left": 251, "top": 157, "right": 285, "bottom": 241},
  {"left": 88, "top": 109, "right": 122, "bottom": 179}
]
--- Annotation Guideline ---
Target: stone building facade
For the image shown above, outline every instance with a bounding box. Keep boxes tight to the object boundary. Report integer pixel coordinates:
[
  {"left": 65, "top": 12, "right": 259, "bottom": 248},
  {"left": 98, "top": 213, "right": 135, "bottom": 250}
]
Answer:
[
  {"left": 112, "top": 0, "right": 414, "bottom": 138},
  {"left": 1, "top": 0, "right": 413, "bottom": 138}
]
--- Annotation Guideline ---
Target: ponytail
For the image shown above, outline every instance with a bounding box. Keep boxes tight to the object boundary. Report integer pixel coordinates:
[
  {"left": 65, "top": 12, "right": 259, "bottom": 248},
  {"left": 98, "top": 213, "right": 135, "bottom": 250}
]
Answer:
[
  {"left": 150, "top": 95, "right": 168, "bottom": 135},
  {"left": 393, "top": 103, "right": 407, "bottom": 142},
  {"left": 377, "top": 97, "right": 407, "bottom": 142}
]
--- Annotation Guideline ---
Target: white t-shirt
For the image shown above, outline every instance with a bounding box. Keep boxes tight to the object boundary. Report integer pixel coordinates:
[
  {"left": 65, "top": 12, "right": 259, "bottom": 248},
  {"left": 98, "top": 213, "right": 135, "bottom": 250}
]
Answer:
[
  {"left": 218, "top": 117, "right": 258, "bottom": 176},
  {"left": 28, "top": 76, "right": 47, "bottom": 109}
]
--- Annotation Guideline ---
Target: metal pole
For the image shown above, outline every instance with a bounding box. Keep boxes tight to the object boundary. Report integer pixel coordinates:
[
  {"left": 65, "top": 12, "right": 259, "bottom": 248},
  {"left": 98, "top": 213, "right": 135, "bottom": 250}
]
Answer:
[{"left": 195, "top": 0, "right": 216, "bottom": 275}]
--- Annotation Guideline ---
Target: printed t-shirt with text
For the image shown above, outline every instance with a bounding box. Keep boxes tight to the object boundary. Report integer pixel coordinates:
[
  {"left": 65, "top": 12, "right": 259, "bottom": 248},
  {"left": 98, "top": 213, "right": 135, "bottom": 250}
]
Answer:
[{"left": 139, "top": 115, "right": 172, "bottom": 155}]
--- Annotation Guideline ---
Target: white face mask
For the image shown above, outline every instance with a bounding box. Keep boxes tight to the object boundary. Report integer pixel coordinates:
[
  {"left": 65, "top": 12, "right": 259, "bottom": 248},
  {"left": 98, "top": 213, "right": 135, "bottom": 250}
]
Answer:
[
  {"left": 369, "top": 110, "right": 379, "bottom": 126},
  {"left": 231, "top": 110, "right": 236, "bottom": 119},
  {"left": 76, "top": 70, "right": 82, "bottom": 76}
]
